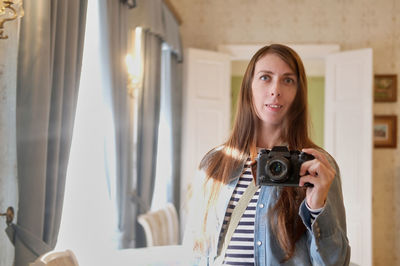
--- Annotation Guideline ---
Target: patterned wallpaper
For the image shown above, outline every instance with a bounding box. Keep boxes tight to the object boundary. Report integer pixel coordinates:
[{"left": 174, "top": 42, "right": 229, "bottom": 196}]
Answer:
[{"left": 170, "top": 0, "right": 400, "bottom": 265}]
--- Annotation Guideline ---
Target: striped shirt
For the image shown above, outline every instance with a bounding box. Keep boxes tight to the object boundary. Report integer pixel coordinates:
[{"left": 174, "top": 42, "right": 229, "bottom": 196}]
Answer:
[
  {"left": 307, "top": 203, "right": 324, "bottom": 224},
  {"left": 219, "top": 158, "right": 323, "bottom": 265},
  {"left": 219, "top": 158, "right": 260, "bottom": 265}
]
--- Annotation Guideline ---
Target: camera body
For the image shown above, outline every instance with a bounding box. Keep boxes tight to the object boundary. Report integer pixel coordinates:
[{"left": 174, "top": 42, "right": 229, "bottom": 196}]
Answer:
[{"left": 256, "top": 146, "right": 314, "bottom": 187}]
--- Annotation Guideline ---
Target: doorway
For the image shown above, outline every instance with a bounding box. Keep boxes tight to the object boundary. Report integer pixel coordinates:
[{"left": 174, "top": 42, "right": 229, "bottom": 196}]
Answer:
[
  {"left": 181, "top": 44, "right": 372, "bottom": 265},
  {"left": 218, "top": 44, "right": 373, "bottom": 266}
]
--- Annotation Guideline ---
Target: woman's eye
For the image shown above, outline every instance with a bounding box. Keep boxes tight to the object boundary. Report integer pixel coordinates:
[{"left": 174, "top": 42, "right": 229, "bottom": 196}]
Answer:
[
  {"left": 284, "top": 78, "right": 295, "bottom": 84},
  {"left": 260, "top": 75, "right": 270, "bottom": 81}
]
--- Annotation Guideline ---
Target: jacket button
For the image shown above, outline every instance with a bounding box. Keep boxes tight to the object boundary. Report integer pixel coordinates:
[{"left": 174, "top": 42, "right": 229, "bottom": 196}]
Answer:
[
  {"left": 257, "top": 241, "right": 262, "bottom": 246},
  {"left": 259, "top": 203, "right": 264, "bottom": 208}
]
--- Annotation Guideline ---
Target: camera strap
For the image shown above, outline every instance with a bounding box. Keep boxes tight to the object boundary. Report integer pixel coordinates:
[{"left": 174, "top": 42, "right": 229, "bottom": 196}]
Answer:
[{"left": 214, "top": 180, "right": 259, "bottom": 265}]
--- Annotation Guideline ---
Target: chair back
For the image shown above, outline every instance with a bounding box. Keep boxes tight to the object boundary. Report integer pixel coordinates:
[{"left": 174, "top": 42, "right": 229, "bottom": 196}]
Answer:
[
  {"left": 29, "top": 249, "right": 79, "bottom": 266},
  {"left": 138, "top": 203, "right": 179, "bottom": 246}
]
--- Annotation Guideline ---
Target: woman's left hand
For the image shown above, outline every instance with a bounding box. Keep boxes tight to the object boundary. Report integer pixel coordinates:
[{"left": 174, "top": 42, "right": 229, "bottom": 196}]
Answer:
[{"left": 298, "top": 148, "right": 336, "bottom": 209}]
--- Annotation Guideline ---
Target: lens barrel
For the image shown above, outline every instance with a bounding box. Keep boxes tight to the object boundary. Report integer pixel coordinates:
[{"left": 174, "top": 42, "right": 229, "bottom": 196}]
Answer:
[{"left": 265, "top": 157, "right": 289, "bottom": 182}]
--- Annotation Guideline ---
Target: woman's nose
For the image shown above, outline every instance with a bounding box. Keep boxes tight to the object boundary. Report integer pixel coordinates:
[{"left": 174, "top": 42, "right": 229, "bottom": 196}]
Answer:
[{"left": 270, "top": 82, "right": 281, "bottom": 97}]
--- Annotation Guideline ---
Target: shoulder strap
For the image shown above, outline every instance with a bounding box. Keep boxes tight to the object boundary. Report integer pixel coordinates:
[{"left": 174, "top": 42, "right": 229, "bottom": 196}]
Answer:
[{"left": 214, "top": 180, "right": 259, "bottom": 265}]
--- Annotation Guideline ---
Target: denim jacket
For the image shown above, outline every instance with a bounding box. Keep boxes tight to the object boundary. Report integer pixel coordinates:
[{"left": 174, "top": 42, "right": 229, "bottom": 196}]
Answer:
[{"left": 183, "top": 150, "right": 350, "bottom": 266}]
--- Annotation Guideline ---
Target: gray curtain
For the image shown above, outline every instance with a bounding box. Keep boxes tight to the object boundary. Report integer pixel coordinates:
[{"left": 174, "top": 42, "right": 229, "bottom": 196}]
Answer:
[
  {"left": 98, "top": 0, "right": 136, "bottom": 249},
  {"left": 127, "top": 0, "right": 182, "bottom": 247},
  {"left": 99, "top": 0, "right": 181, "bottom": 248},
  {"left": 6, "top": 1, "right": 87, "bottom": 265},
  {"left": 159, "top": 45, "right": 183, "bottom": 214},
  {"left": 134, "top": 30, "right": 162, "bottom": 247},
  {"left": 158, "top": 1, "right": 183, "bottom": 214},
  {"left": 99, "top": 0, "right": 163, "bottom": 249},
  {"left": 169, "top": 53, "right": 183, "bottom": 214}
]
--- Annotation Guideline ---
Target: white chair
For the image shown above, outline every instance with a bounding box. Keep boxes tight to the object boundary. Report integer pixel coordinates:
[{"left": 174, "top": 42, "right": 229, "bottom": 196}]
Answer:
[
  {"left": 29, "top": 249, "right": 79, "bottom": 266},
  {"left": 138, "top": 203, "right": 179, "bottom": 247}
]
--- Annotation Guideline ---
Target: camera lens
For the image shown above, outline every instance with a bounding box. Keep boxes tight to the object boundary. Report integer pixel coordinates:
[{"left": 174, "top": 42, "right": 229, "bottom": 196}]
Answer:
[
  {"left": 265, "top": 157, "right": 289, "bottom": 182},
  {"left": 270, "top": 161, "right": 283, "bottom": 175}
]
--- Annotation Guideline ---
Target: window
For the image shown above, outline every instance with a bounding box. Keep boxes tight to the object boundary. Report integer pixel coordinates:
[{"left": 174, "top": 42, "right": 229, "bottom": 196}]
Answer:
[
  {"left": 57, "top": 2, "right": 179, "bottom": 258},
  {"left": 151, "top": 43, "right": 174, "bottom": 210},
  {"left": 56, "top": 0, "right": 117, "bottom": 263}
]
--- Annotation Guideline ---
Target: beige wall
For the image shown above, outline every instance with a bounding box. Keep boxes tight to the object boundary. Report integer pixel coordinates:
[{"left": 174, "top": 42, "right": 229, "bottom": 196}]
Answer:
[{"left": 170, "top": 0, "right": 400, "bottom": 265}]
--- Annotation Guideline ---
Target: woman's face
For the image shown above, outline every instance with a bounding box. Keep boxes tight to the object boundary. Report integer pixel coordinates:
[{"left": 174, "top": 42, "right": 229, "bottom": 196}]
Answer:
[{"left": 251, "top": 53, "right": 298, "bottom": 128}]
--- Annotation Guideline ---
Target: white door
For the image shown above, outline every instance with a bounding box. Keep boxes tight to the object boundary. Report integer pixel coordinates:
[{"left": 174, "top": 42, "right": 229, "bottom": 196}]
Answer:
[
  {"left": 180, "top": 48, "right": 231, "bottom": 228},
  {"left": 325, "top": 49, "right": 373, "bottom": 266}
]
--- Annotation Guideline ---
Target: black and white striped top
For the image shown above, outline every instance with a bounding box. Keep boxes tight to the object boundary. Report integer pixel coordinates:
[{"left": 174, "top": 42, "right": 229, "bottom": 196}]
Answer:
[
  {"left": 219, "top": 158, "right": 323, "bottom": 265},
  {"left": 219, "top": 158, "right": 260, "bottom": 265}
]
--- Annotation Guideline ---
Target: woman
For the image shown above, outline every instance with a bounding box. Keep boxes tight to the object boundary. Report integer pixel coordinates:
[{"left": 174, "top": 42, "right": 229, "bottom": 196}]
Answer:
[{"left": 183, "top": 44, "right": 350, "bottom": 265}]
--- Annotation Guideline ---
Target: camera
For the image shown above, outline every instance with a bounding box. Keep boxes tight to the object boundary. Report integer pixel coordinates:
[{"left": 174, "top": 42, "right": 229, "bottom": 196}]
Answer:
[{"left": 256, "top": 146, "right": 314, "bottom": 187}]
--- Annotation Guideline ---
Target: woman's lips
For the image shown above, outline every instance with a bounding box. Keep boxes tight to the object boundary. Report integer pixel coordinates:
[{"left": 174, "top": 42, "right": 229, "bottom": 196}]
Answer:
[{"left": 265, "top": 104, "right": 283, "bottom": 111}]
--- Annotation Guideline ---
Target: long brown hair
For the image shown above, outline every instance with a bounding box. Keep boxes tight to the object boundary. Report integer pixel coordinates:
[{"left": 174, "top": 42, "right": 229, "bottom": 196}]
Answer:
[{"left": 199, "top": 44, "right": 317, "bottom": 261}]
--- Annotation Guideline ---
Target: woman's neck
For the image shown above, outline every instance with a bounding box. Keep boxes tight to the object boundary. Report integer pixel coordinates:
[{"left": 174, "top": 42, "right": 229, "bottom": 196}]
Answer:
[{"left": 257, "top": 124, "right": 285, "bottom": 149}]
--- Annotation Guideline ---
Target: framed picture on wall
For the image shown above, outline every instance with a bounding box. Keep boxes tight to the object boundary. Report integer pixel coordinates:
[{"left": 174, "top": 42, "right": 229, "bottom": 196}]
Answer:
[
  {"left": 374, "top": 115, "right": 397, "bottom": 148},
  {"left": 374, "top": 75, "right": 397, "bottom": 102}
]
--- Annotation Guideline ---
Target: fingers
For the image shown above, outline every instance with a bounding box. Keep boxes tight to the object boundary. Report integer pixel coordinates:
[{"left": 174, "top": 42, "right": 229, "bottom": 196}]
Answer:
[
  {"left": 299, "top": 175, "right": 315, "bottom": 187},
  {"left": 299, "top": 159, "right": 321, "bottom": 176},
  {"left": 301, "top": 159, "right": 335, "bottom": 181},
  {"left": 300, "top": 175, "right": 328, "bottom": 209},
  {"left": 299, "top": 172, "right": 331, "bottom": 188},
  {"left": 299, "top": 148, "right": 335, "bottom": 188},
  {"left": 299, "top": 148, "right": 336, "bottom": 209},
  {"left": 301, "top": 148, "right": 330, "bottom": 167},
  {"left": 300, "top": 148, "right": 336, "bottom": 177}
]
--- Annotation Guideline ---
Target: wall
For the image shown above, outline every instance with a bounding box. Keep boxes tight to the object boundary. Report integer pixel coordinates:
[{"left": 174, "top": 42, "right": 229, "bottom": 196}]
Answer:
[
  {"left": 170, "top": 0, "right": 400, "bottom": 265},
  {"left": 231, "top": 75, "right": 241, "bottom": 127},
  {"left": 0, "top": 20, "right": 20, "bottom": 266},
  {"left": 307, "top": 77, "right": 325, "bottom": 147}
]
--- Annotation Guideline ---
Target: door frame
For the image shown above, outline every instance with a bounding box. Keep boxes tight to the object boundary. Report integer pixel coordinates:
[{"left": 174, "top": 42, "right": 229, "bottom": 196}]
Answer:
[{"left": 218, "top": 44, "right": 340, "bottom": 76}]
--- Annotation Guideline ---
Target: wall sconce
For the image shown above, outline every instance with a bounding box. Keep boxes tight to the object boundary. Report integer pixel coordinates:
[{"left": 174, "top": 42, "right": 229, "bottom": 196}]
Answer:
[
  {"left": 125, "top": 54, "right": 141, "bottom": 97},
  {"left": 125, "top": 27, "right": 143, "bottom": 97},
  {"left": 0, "top": 0, "right": 24, "bottom": 40}
]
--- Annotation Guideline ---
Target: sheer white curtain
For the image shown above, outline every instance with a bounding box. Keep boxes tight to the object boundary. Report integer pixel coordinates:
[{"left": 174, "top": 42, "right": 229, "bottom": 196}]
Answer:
[
  {"left": 151, "top": 42, "right": 183, "bottom": 215},
  {"left": 151, "top": 44, "right": 173, "bottom": 211},
  {"left": 56, "top": 0, "right": 118, "bottom": 263}
]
